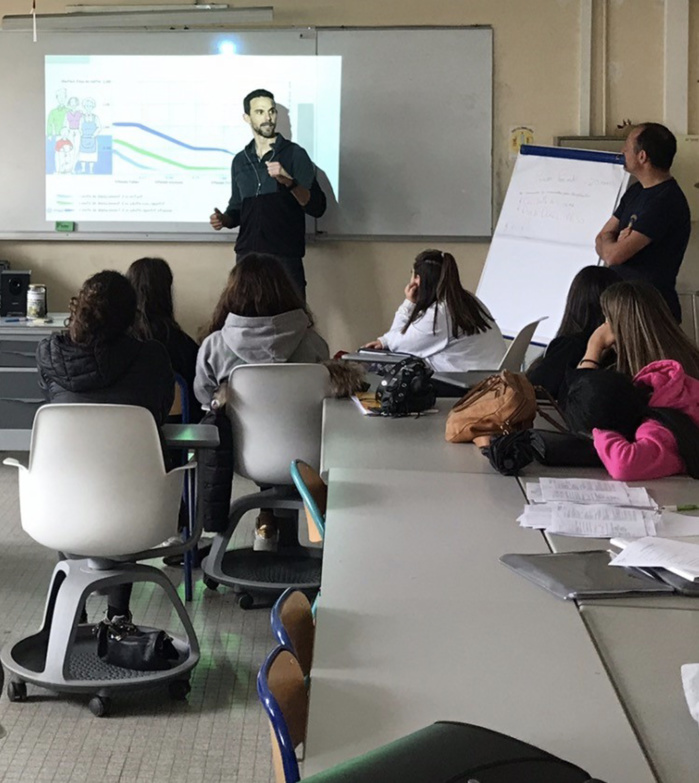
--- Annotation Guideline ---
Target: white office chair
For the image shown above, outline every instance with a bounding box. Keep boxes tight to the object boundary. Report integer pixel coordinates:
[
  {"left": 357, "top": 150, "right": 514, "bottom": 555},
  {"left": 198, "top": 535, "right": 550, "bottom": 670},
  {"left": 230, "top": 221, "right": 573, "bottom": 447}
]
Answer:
[
  {"left": 497, "top": 317, "right": 547, "bottom": 373},
  {"left": 202, "top": 363, "right": 330, "bottom": 609},
  {"left": 1, "top": 404, "right": 199, "bottom": 716}
]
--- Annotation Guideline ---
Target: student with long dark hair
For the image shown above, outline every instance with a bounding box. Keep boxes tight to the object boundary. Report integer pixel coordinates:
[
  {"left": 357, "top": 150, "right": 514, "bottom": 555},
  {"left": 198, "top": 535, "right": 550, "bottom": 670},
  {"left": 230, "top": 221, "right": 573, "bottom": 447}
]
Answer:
[
  {"left": 364, "top": 249, "right": 506, "bottom": 371},
  {"left": 127, "top": 256, "right": 201, "bottom": 421},
  {"left": 195, "top": 253, "right": 328, "bottom": 407},
  {"left": 527, "top": 265, "right": 619, "bottom": 401},
  {"left": 195, "top": 253, "right": 328, "bottom": 550},
  {"left": 36, "top": 270, "right": 174, "bottom": 621},
  {"left": 565, "top": 360, "right": 699, "bottom": 481}
]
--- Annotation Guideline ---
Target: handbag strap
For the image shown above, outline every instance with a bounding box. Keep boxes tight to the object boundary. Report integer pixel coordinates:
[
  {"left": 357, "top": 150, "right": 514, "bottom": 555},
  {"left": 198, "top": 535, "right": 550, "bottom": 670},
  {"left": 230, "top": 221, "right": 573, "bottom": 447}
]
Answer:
[{"left": 533, "top": 385, "right": 569, "bottom": 434}]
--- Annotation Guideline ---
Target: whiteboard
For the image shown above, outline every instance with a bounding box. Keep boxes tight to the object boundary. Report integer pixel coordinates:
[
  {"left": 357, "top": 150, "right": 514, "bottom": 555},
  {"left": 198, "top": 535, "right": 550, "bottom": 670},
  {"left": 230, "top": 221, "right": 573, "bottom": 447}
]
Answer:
[
  {"left": 476, "top": 146, "right": 628, "bottom": 344},
  {"left": 317, "top": 27, "right": 492, "bottom": 238},
  {"left": 0, "top": 25, "right": 492, "bottom": 241}
]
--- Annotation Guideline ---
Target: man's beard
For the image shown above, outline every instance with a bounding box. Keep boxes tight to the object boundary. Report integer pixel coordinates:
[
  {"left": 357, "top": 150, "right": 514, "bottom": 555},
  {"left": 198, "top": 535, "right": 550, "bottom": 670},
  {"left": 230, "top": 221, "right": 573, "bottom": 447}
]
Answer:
[{"left": 255, "top": 123, "right": 276, "bottom": 138}]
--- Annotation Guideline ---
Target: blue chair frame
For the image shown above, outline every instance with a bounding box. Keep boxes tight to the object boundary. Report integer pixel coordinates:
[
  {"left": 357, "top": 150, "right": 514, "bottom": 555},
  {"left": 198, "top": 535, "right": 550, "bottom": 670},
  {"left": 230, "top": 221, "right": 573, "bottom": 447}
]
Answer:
[
  {"left": 257, "top": 645, "right": 303, "bottom": 783},
  {"left": 174, "top": 372, "right": 195, "bottom": 601},
  {"left": 290, "top": 459, "right": 325, "bottom": 540}
]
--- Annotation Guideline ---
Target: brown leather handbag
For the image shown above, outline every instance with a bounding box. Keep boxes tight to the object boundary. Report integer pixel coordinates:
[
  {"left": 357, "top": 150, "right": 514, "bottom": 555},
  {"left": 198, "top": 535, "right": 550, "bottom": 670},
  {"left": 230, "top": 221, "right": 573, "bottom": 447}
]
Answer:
[{"left": 445, "top": 371, "right": 538, "bottom": 448}]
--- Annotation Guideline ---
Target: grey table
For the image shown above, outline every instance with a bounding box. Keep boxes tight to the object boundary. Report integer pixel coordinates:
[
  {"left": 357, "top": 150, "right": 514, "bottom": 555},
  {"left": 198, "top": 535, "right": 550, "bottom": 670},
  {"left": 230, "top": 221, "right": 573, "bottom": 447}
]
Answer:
[
  {"left": 321, "top": 398, "right": 494, "bottom": 476},
  {"left": 304, "top": 468, "right": 654, "bottom": 782},
  {"left": 518, "top": 471, "right": 699, "bottom": 781}
]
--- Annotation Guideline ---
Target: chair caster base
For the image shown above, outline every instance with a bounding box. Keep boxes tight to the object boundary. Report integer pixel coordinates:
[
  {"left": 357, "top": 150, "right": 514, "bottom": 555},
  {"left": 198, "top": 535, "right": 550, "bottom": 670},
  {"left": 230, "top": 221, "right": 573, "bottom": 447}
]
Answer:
[
  {"left": 203, "top": 577, "right": 219, "bottom": 591},
  {"left": 88, "top": 695, "right": 111, "bottom": 717},
  {"left": 168, "top": 679, "right": 191, "bottom": 701},
  {"left": 7, "top": 680, "right": 27, "bottom": 702},
  {"left": 237, "top": 592, "right": 254, "bottom": 610}
]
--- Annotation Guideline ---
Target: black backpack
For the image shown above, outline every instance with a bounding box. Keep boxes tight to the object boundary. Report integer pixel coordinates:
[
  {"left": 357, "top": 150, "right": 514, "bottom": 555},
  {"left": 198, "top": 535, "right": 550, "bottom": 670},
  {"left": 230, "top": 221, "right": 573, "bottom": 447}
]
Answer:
[{"left": 376, "top": 357, "right": 436, "bottom": 417}]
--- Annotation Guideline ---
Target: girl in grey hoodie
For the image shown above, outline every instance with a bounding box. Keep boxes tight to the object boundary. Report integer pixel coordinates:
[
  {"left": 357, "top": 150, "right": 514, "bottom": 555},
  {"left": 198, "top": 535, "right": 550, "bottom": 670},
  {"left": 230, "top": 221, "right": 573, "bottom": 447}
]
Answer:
[{"left": 195, "top": 253, "right": 328, "bottom": 408}]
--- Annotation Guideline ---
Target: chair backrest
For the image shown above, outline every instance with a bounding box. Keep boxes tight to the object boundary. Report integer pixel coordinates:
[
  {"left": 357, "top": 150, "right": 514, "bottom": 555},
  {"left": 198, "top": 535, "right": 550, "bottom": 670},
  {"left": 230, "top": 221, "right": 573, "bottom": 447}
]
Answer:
[
  {"left": 19, "top": 404, "right": 183, "bottom": 557},
  {"left": 227, "top": 364, "right": 330, "bottom": 485},
  {"left": 290, "top": 459, "right": 326, "bottom": 543},
  {"left": 271, "top": 589, "right": 315, "bottom": 678},
  {"left": 497, "top": 318, "right": 546, "bottom": 372},
  {"left": 257, "top": 646, "right": 308, "bottom": 783}
]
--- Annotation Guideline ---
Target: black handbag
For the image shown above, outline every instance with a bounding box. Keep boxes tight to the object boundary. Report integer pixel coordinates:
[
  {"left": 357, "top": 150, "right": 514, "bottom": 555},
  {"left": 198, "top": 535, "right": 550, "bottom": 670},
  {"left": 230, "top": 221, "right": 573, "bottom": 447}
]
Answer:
[
  {"left": 95, "top": 617, "right": 179, "bottom": 671},
  {"left": 375, "top": 357, "right": 436, "bottom": 417}
]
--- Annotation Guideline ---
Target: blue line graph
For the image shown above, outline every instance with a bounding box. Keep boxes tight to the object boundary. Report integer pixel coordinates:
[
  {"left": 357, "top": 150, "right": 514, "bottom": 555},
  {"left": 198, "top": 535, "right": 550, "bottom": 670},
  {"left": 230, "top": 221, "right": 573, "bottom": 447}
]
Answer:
[
  {"left": 113, "top": 149, "right": 154, "bottom": 170},
  {"left": 113, "top": 122, "right": 235, "bottom": 156}
]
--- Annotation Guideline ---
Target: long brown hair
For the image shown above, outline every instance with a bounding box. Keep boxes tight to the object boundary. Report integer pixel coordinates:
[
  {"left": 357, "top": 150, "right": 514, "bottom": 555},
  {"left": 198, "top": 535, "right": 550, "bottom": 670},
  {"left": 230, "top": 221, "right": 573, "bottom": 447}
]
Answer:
[
  {"left": 126, "top": 257, "right": 181, "bottom": 343},
  {"left": 402, "top": 249, "right": 493, "bottom": 337},
  {"left": 67, "top": 271, "right": 137, "bottom": 346},
  {"left": 202, "top": 253, "right": 313, "bottom": 338},
  {"left": 602, "top": 281, "right": 699, "bottom": 378}
]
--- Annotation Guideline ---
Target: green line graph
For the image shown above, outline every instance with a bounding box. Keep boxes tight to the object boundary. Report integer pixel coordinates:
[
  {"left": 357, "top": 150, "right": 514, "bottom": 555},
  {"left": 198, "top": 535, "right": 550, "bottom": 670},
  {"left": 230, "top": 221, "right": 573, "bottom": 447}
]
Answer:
[{"left": 113, "top": 139, "right": 228, "bottom": 171}]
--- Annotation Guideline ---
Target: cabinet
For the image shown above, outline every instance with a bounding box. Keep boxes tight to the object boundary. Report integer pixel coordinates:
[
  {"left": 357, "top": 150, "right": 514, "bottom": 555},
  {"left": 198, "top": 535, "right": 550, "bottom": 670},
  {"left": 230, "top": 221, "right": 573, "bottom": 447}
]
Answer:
[{"left": 0, "top": 315, "right": 67, "bottom": 450}]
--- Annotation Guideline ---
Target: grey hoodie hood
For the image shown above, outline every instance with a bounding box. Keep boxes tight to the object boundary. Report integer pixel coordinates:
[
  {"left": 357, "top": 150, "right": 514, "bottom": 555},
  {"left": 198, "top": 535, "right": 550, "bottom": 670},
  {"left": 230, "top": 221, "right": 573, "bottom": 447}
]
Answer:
[{"left": 220, "top": 309, "right": 313, "bottom": 363}]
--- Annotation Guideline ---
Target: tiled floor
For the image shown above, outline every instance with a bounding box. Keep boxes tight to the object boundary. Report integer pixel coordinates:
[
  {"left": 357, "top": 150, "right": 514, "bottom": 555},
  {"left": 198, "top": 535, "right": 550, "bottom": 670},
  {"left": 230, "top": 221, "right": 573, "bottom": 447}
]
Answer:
[{"left": 0, "top": 458, "right": 274, "bottom": 783}]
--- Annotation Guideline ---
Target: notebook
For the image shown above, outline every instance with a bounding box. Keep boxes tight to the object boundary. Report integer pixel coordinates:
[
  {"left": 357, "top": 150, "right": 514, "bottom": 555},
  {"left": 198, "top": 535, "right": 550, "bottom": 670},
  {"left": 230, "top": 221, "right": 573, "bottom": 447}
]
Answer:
[{"left": 499, "top": 550, "right": 674, "bottom": 600}]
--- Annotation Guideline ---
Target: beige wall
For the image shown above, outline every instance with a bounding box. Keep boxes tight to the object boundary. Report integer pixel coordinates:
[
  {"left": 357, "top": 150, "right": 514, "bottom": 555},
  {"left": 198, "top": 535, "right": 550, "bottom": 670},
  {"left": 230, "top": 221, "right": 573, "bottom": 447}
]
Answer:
[{"left": 2, "top": 0, "right": 698, "bottom": 347}]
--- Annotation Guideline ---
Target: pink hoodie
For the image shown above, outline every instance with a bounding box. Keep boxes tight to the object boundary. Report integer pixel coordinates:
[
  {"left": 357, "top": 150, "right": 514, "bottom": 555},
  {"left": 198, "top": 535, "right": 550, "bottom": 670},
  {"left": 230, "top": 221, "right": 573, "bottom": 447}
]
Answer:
[{"left": 592, "top": 360, "right": 699, "bottom": 481}]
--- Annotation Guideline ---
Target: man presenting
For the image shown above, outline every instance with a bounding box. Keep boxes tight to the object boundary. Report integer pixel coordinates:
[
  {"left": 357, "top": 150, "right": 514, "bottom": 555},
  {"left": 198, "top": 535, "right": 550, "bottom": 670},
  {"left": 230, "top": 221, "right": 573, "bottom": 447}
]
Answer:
[
  {"left": 210, "top": 88, "right": 326, "bottom": 299},
  {"left": 595, "top": 122, "right": 690, "bottom": 321}
]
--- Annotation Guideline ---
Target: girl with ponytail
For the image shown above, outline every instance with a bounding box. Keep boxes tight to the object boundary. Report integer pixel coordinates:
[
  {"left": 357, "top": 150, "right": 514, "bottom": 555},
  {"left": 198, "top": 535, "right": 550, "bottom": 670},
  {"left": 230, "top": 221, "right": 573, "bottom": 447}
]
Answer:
[{"left": 364, "top": 249, "right": 506, "bottom": 371}]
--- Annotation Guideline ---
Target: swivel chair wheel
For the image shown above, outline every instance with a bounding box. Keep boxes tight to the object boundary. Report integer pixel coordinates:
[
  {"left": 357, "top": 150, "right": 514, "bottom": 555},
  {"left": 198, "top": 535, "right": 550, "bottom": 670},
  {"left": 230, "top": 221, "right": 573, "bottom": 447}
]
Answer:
[
  {"left": 238, "top": 593, "right": 254, "bottom": 610},
  {"left": 203, "top": 577, "right": 219, "bottom": 592},
  {"left": 7, "top": 681, "right": 27, "bottom": 702},
  {"left": 168, "top": 679, "right": 191, "bottom": 701},
  {"left": 88, "top": 695, "right": 111, "bottom": 717}
]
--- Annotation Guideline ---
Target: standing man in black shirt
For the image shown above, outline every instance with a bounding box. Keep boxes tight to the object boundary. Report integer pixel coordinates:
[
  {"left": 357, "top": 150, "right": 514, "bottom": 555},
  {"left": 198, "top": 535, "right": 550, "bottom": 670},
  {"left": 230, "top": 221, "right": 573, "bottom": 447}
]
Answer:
[
  {"left": 595, "top": 122, "right": 690, "bottom": 321},
  {"left": 209, "top": 88, "right": 326, "bottom": 300}
]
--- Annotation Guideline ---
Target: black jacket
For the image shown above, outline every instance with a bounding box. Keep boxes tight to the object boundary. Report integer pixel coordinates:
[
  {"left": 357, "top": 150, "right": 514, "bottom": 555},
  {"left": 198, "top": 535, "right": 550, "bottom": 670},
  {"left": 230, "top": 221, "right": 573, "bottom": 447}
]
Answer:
[
  {"left": 527, "top": 333, "right": 589, "bottom": 404},
  {"left": 37, "top": 333, "right": 175, "bottom": 426},
  {"left": 224, "top": 134, "right": 326, "bottom": 258},
  {"left": 152, "top": 323, "right": 202, "bottom": 423}
]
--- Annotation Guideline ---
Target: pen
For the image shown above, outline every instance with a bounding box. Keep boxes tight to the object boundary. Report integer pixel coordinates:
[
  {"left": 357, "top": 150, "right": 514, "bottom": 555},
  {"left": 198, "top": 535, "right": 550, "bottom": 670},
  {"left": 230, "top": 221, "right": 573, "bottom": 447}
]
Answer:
[{"left": 663, "top": 504, "right": 699, "bottom": 512}]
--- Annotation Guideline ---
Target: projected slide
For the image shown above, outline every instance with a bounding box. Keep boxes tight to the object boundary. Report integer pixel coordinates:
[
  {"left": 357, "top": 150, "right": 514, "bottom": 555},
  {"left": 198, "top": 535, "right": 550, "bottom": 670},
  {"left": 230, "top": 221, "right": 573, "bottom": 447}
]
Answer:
[{"left": 45, "top": 54, "right": 341, "bottom": 222}]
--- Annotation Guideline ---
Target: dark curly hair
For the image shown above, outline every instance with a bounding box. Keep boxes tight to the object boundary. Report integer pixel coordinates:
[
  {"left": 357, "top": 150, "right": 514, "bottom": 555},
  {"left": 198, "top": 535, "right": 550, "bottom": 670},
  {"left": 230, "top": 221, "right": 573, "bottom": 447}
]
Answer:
[{"left": 68, "top": 271, "right": 137, "bottom": 345}]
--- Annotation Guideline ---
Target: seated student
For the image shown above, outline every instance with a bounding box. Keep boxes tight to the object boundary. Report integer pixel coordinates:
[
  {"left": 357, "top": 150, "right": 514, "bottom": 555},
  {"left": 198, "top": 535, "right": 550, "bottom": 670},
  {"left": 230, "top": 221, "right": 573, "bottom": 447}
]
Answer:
[
  {"left": 578, "top": 280, "right": 699, "bottom": 379},
  {"left": 126, "top": 256, "right": 202, "bottom": 422},
  {"left": 363, "top": 249, "right": 506, "bottom": 372},
  {"left": 565, "top": 361, "right": 699, "bottom": 481},
  {"left": 527, "top": 265, "right": 619, "bottom": 402},
  {"left": 195, "top": 254, "right": 329, "bottom": 550},
  {"left": 36, "top": 270, "right": 175, "bottom": 622},
  {"left": 195, "top": 253, "right": 329, "bottom": 407}
]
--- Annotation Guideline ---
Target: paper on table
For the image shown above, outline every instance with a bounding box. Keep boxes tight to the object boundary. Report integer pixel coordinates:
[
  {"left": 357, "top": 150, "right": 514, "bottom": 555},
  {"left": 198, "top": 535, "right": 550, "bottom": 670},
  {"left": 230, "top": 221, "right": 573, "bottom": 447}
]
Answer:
[
  {"left": 609, "top": 537, "right": 699, "bottom": 581},
  {"left": 681, "top": 664, "right": 699, "bottom": 726},
  {"left": 539, "top": 477, "right": 631, "bottom": 505},
  {"left": 657, "top": 510, "right": 699, "bottom": 538},
  {"left": 518, "top": 504, "right": 552, "bottom": 529},
  {"left": 525, "top": 482, "right": 544, "bottom": 504},
  {"left": 547, "top": 504, "right": 656, "bottom": 538}
]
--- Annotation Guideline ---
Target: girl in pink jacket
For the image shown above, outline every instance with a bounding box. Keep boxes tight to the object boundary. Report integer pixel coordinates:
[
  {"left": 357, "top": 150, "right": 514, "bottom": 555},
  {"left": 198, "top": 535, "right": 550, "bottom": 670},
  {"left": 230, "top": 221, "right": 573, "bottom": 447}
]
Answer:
[{"left": 565, "top": 360, "right": 699, "bottom": 481}]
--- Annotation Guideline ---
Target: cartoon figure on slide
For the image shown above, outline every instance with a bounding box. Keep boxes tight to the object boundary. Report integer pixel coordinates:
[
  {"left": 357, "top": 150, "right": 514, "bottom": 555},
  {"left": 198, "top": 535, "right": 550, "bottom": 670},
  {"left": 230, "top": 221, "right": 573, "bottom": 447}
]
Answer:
[
  {"left": 54, "top": 127, "right": 74, "bottom": 175},
  {"left": 46, "top": 88, "right": 68, "bottom": 139},
  {"left": 77, "top": 98, "right": 102, "bottom": 174}
]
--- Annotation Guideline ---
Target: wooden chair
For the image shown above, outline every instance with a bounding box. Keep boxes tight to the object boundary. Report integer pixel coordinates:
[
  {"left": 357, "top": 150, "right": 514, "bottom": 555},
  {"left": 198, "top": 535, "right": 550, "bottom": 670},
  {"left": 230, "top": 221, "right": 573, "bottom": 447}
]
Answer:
[
  {"left": 271, "top": 589, "right": 315, "bottom": 678},
  {"left": 257, "top": 646, "right": 308, "bottom": 783}
]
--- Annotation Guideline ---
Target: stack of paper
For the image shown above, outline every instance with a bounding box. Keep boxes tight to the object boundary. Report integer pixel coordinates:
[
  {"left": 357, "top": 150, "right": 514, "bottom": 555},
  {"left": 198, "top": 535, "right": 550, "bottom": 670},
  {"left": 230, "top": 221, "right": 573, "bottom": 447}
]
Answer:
[
  {"left": 519, "top": 477, "right": 659, "bottom": 538},
  {"left": 609, "top": 537, "right": 699, "bottom": 582}
]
